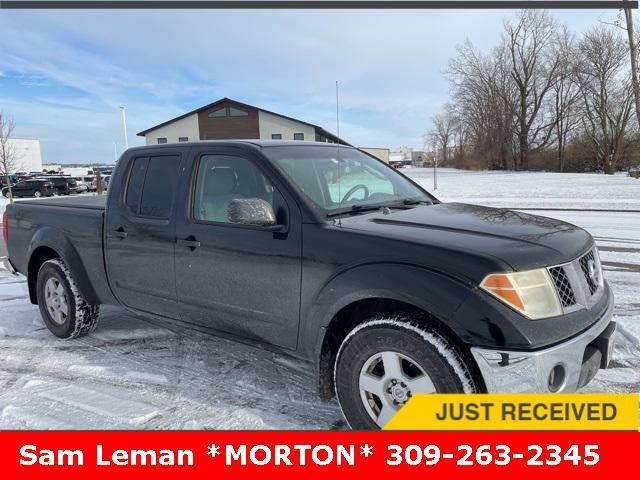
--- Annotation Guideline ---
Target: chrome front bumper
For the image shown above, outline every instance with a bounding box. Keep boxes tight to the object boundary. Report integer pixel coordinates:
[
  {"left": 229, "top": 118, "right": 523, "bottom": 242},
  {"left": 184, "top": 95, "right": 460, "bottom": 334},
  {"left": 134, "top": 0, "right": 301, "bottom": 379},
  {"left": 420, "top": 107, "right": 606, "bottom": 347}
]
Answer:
[{"left": 471, "top": 293, "right": 615, "bottom": 393}]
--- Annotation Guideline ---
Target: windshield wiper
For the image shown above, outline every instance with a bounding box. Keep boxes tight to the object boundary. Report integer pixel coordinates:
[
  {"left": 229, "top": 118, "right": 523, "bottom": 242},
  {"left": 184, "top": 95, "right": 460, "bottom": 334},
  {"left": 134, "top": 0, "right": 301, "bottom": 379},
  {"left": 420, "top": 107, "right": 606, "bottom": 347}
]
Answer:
[
  {"left": 326, "top": 204, "right": 391, "bottom": 218},
  {"left": 402, "top": 197, "right": 432, "bottom": 206},
  {"left": 326, "top": 198, "right": 433, "bottom": 219}
]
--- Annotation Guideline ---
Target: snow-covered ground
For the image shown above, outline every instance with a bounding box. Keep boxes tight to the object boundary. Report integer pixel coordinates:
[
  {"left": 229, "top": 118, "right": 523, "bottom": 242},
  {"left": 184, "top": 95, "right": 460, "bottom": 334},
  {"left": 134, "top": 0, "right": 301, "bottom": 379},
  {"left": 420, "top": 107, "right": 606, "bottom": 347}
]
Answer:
[
  {"left": 0, "top": 270, "right": 344, "bottom": 429},
  {"left": 0, "top": 169, "right": 638, "bottom": 429},
  {"left": 408, "top": 168, "right": 640, "bottom": 211}
]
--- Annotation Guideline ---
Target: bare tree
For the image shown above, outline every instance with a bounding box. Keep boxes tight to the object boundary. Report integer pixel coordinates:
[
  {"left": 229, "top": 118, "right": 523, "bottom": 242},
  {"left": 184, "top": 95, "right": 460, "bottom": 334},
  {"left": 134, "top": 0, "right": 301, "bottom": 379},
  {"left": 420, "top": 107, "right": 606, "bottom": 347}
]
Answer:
[
  {"left": 442, "top": 10, "right": 637, "bottom": 172},
  {"left": 601, "top": 6, "right": 640, "bottom": 129},
  {"left": 428, "top": 106, "right": 458, "bottom": 165},
  {"left": 623, "top": 5, "right": 640, "bottom": 127},
  {"left": 504, "top": 10, "right": 562, "bottom": 170},
  {"left": 451, "top": 110, "right": 468, "bottom": 166},
  {"left": 448, "top": 41, "right": 516, "bottom": 170},
  {"left": 552, "top": 27, "right": 581, "bottom": 172},
  {"left": 0, "top": 113, "right": 19, "bottom": 204},
  {"left": 575, "top": 26, "right": 634, "bottom": 174}
]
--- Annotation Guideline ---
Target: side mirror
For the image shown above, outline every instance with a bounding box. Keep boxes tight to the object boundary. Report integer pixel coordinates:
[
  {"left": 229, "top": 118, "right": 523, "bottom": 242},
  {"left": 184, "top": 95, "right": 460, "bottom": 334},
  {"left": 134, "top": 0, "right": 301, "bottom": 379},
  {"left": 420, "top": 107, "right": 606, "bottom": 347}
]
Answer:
[{"left": 227, "top": 198, "right": 283, "bottom": 229}]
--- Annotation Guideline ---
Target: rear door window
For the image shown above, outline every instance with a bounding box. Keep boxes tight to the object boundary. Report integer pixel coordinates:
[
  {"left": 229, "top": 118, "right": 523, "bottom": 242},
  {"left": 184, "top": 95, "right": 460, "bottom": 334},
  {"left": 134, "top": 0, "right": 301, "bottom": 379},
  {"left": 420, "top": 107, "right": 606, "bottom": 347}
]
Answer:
[
  {"left": 125, "top": 155, "right": 181, "bottom": 218},
  {"left": 125, "top": 157, "right": 148, "bottom": 212},
  {"left": 140, "top": 156, "right": 181, "bottom": 217}
]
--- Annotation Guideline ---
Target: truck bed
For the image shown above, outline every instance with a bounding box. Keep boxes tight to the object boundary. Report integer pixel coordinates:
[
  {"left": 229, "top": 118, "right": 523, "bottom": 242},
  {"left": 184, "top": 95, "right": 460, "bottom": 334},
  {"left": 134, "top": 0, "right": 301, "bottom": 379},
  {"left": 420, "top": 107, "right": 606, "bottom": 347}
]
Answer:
[
  {"left": 24, "top": 194, "right": 107, "bottom": 210},
  {"left": 6, "top": 194, "right": 115, "bottom": 305}
]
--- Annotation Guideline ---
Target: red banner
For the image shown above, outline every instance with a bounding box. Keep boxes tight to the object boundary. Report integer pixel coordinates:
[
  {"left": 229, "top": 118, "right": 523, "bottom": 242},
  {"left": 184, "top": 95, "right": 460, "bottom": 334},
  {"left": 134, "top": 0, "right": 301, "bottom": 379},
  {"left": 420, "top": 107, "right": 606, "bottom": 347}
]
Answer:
[{"left": 1, "top": 431, "right": 636, "bottom": 479}]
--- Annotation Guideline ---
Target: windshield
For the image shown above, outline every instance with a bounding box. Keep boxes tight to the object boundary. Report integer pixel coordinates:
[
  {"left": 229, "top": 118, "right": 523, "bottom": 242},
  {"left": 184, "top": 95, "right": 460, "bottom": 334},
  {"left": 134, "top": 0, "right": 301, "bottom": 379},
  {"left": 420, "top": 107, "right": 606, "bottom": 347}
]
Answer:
[{"left": 265, "top": 146, "right": 433, "bottom": 213}]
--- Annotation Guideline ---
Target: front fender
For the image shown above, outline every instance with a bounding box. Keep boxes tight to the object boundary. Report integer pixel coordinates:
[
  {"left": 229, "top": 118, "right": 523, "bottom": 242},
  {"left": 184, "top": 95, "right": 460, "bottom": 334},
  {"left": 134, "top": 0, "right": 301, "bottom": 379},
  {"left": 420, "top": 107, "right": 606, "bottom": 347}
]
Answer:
[
  {"left": 27, "top": 226, "right": 99, "bottom": 304},
  {"left": 300, "top": 262, "right": 475, "bottom": 362}
]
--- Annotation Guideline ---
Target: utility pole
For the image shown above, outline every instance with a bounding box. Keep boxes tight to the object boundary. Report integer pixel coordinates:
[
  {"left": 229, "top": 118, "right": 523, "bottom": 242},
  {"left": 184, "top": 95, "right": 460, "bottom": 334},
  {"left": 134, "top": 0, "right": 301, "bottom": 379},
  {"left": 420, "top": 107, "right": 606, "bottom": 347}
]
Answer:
[
  {"left": 119, "top": 106, "right": 129, "bottom": 150},
  {"left": 624, "top": 5, "right": 640, "bottom": 126},
  {"left": 113, "top": 142, "right": 118, "bottom": 162},
  {"left": 432, "top": 140, "right": 438, "bottom": 190},
  {"left": 433, "top": 155, "right": 438, "bottom": 191}
]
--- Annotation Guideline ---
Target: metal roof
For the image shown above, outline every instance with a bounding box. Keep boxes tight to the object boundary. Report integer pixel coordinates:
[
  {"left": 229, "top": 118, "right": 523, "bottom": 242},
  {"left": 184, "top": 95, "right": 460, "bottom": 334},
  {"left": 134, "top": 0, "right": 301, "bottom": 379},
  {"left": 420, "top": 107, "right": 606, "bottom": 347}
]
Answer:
[{"left": 136, "top": 97, "right": 349, "bottom": 145}]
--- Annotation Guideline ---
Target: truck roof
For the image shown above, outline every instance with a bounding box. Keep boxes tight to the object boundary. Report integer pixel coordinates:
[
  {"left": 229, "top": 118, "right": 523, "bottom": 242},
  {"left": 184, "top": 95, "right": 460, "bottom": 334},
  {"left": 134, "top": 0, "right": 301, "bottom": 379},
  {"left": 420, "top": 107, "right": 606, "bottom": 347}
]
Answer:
[{"left": 124, "top": 140, "right": 356, "bottom": 152}]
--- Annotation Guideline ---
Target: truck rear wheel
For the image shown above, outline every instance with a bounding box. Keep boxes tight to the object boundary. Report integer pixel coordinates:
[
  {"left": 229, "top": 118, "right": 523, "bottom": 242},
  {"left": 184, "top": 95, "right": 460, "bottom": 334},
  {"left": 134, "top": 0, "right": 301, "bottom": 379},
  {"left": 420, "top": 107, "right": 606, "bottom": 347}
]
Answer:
[
  {"left": 334, "top": 318, "right": 479, "bottom": 430},
  {"left": 36, "top": 259, "right": 100, "bottom": 339}
]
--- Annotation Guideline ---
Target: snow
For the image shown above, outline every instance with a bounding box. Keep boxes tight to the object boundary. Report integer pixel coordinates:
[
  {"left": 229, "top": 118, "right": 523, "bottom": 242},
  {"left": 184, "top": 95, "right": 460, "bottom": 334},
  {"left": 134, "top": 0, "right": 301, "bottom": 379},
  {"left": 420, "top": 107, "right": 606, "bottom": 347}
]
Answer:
[
  {"left": 0, "top": 168, "right": 639, "bottom": 429},
  {"left": 0, "top": 298, "right": 343, "bottom": 429},
  {"left": 407, "top": 168, "right": 640, "bottom": 210}
]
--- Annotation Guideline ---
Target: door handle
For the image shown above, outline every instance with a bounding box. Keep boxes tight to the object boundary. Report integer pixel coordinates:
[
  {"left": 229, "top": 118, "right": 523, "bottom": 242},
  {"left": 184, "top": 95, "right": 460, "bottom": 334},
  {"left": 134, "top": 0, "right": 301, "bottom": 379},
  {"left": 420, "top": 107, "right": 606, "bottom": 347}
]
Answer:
[
  {"left": 177, "top": 237, "right": 201, "bottom": 250},
  {"left": 112, "top": 229, "right": 128, "bottom": 240}
]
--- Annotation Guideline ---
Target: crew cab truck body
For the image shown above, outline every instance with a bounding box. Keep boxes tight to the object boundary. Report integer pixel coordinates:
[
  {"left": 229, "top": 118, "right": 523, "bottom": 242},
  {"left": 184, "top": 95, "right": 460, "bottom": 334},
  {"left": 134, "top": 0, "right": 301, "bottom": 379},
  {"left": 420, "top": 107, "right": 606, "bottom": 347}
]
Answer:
[{"left": 4, "top": 141, "right": 616, "bottom": 429}]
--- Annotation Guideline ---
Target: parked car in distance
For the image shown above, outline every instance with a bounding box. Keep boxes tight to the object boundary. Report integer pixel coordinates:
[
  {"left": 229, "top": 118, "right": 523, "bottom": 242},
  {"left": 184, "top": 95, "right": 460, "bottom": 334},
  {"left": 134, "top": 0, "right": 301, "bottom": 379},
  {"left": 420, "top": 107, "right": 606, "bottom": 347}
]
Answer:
[
  {"left": 4, "top": 141, "right": 616, "bottom": 430},
  {"left": 2, "top": 179, "right": 55, "bottom": 198},
  {"left": 72, "top": 177, "right": 90, "bottom": 193},
  {"left": 37, "top": 176, "right": 79, "bottom": 195},
  {"left": 389, "top": 159, "right": 412, "bottom": 169},
  {"left": 1, "top": 176, "right": 16, "bottom": 188},
  {"left": 81, "top": 176, "right": 97, "bottom": 192}
]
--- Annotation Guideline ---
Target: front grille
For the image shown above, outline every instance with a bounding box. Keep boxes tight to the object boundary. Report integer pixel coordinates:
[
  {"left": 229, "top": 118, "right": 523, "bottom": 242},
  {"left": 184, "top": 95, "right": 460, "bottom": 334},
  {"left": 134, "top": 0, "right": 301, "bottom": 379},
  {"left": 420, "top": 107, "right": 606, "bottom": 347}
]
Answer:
[
  {"left": 548, "top": 247, "right": 602, "bottom": 312},
  {"left": 578, "top": 250, "right": 599, "bottom": 295},
  {"left": 549, "top": 266, "right": 577, "bottom": 307}
]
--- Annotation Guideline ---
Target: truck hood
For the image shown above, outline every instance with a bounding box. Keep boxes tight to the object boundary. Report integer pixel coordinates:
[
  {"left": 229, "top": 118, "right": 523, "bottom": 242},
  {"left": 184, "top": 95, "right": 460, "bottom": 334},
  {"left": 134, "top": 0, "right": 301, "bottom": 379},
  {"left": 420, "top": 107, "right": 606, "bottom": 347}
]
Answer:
[{"left": 338, "top": 202, "right": 594, "bottom": 272}]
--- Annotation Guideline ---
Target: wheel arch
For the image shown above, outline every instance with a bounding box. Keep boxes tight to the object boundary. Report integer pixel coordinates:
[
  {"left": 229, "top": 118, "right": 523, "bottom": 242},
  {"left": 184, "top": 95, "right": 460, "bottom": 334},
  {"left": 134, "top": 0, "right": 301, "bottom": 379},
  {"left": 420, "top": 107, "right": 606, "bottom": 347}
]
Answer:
[
  {"left": 27, "top": 227, "right": 99, "bottom": 305},
  {"left": 308, "top": 263, "right": 484, "bottom": 400}
]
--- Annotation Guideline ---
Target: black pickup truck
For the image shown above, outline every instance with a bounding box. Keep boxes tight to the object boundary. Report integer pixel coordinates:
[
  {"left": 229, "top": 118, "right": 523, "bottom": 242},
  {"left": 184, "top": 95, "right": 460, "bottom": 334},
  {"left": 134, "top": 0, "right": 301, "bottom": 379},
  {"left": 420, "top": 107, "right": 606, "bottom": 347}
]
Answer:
[{"left": 3, "top": 141, "right": 616, "bottom": 429}]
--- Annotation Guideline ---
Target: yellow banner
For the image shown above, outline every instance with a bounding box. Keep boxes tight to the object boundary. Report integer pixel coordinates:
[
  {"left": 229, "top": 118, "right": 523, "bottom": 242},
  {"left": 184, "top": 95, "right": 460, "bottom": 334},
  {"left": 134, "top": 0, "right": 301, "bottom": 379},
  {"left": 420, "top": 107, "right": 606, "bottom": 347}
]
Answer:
[{"left": 384, "top": 394, "right": 639, "bottom": 431}]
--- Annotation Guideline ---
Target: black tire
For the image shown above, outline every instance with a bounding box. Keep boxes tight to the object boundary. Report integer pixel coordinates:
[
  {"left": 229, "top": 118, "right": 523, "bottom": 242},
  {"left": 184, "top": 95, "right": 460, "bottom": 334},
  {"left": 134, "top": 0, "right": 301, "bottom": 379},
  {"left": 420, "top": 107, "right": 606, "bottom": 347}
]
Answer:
[
  {"left": 335, "top": 317, "right": 480, "bottom": 430},
  {"left": 2, "top": 190, "right": 8, "bottom": 198},
  {"left": 36, "top": 259, "right": 100, "bottom": 339}
]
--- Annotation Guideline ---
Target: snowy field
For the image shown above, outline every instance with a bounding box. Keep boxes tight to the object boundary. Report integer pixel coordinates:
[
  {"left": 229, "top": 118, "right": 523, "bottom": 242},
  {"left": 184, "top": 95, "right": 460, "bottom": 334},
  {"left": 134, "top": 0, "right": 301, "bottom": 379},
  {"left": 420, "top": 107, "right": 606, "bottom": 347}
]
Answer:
[
  {"left": 0, "top": 168, "right": 638, "bottom": 429},
  {"left": 408, "top": 168, "right": 640, "bottom": 211}
]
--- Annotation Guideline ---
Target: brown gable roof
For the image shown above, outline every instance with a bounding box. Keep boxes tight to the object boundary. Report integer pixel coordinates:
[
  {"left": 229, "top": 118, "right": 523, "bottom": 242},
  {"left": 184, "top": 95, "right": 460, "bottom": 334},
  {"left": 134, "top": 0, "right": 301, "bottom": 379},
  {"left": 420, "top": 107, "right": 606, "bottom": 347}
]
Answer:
[{"left": 136, "top": 97, "right": 348, "bottom": 145}]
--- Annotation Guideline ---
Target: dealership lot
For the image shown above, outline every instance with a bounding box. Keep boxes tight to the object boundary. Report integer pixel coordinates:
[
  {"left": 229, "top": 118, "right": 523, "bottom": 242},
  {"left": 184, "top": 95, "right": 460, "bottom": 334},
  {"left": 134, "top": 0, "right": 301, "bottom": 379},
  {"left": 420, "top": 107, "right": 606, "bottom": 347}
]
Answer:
[{"left": 0, "top": 169, "right": 638, "bottom": 429}]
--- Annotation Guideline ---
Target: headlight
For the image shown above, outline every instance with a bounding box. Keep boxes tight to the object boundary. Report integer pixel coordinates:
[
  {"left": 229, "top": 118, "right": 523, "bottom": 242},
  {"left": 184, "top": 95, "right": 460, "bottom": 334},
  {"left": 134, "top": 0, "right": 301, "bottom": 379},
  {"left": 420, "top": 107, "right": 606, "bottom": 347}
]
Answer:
[{"left": 480, "top": 268, "right": 562, "bottom": 320}]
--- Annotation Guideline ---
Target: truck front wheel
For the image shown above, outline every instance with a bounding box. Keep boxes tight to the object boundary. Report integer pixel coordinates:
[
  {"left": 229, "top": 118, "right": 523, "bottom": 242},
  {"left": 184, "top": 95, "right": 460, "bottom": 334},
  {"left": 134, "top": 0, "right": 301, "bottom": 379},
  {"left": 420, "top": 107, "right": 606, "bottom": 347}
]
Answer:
[
  {"left": 36, "top": 259, "right": 100, "bottom": 339},
  {"left": 334, "top": 318, "right": 479, "bottom": 430}
]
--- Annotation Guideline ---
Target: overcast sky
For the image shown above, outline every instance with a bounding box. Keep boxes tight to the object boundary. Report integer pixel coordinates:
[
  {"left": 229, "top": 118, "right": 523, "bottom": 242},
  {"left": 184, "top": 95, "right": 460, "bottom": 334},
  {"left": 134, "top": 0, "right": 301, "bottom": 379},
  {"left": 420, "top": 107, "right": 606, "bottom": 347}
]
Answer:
[{"left": 0, "top": 8, "right": 623, "bottom": 164}]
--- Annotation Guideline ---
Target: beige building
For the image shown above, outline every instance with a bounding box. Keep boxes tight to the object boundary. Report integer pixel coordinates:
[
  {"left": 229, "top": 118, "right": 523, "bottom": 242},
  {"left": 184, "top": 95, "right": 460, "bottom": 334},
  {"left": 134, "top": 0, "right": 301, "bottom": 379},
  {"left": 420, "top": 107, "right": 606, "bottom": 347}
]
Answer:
[
  {"left": 137, "top": 98, "right": 348, "bottom": 145},
  {"left": 359, "top": 147, "right": 390, "bottom": 163}
]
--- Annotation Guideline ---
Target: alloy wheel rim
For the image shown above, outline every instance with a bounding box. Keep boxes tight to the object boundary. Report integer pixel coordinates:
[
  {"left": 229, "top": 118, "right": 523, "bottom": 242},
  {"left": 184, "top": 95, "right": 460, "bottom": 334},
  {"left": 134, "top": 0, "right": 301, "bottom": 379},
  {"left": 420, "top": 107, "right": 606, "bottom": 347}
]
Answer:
[
  {"left": 359, "top": 351, "right": 436, "bottom": 427},
  {"left": 44, "top": 277, "right": 69, "bottom": 325}
]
